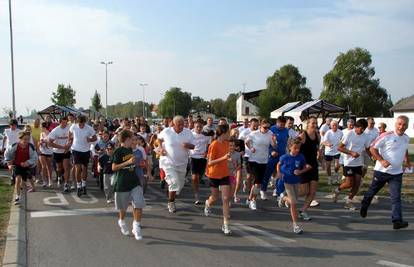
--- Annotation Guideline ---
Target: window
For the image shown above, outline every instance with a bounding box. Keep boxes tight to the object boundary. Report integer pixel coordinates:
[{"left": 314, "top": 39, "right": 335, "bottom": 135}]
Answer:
[{"left": 245, "top": 106, "right": 250, "bottom": 115}]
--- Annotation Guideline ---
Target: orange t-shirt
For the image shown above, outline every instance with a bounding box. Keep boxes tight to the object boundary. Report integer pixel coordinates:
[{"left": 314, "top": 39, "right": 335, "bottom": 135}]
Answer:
[{"left": 206, "top": 140, "right": 230, "bottom": 179}]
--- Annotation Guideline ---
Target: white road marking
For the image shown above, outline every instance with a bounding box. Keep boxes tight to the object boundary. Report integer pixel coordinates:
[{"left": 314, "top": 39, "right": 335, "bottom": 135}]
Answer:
[
  {"left": 31, "top": 206, "right": 153, "bottom": 218},
  {"left": 71, "top": 192, "right": 98, "bottom": 204},
  {"left": 43, "top": 192, "right": 69, "bottom": 206},
  {"left": 377, "top": 260, "right": 414, "bottom": 267},
  {"left": 232, "top": 225, "right": 277, "bottom": 250},
  {"left": 233, "top": 223, "right": 296, "bottom": 243}
]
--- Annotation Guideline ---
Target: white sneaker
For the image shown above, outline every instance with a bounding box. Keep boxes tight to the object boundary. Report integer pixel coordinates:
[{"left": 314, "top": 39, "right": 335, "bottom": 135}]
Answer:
[
  {"left": 299, "top": 211, "right": 312, "bottom": 221},
  {"left": 344, "top": 201, "right": 357, "bottom": 211},
  {"left": 249, "top": 200, "right": 257, "bottom": 210},
  {"left": 245, "top": 199, "right": 250, "bottom": 206},
  {"left": 310, "top": 200, "right": 319, "bottom": 207},
  {"left": 168, "top": 202, "right": 176, "bottom": 213},
  {"left": 260, "top": 190, "right": 268, "bottom": 200},
  {"left": 272, "top": 189, "right": 277, "bottom": 197},
  {"left": 204, "top": 200, "right": 211, "bottom": 217},
  {"left": 222, "top": 224, "right": 232, "bottom": 235},
  {"left": 132, "top": 223, "right": 143, "bottom": 240},
  {"left": 118, "top": 220, "right": 130, "bottom": 236},
  {"left": 278, "top": 193, "right": 285, "bottom": 208},
  {"left": 293, "top": 225, "right": 303, "bottom": 234},
  {"left": 333, "top": 188, "right": 340, "bottom": 203}
]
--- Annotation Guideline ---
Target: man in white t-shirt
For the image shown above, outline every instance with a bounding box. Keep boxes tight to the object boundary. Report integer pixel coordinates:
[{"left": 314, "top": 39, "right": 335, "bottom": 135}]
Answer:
[
  {"left": 68, "top": 115, "right": 97, "bottom": 196},
  {"left": 238, "top": 118, "right": 249, "bottom": 137},
  {"left": 189, "top": 119, "right": 211, "bottom": 205},
  {"left": 2, "top": 119, "right": 21, "bottom": 151},
  {"left": 319, "top": 117, "right": 332, "bottom": 137},
  {"left": 362, "top": 117, "right": 379, "bottom": 177},
  {"left": 48, "top": 116, "right": 72, "bottom": 192},
  {"left": 240, "top": 118, "right": 259, "bottom": 194},
  {"left": 334, "top": 119, "right": 370, "bottom": 210},
  {"left": 158, "top": 116, "right": 195, "bottom": 213},
  {"left": 286, "top": 116, "right": 299, "bottom": 139},
  {"left": 361, "top": 116, "right": 412, "bottom": 230},
  {"left": 321, "top": 120, "right": 343, "bottom": 185}
]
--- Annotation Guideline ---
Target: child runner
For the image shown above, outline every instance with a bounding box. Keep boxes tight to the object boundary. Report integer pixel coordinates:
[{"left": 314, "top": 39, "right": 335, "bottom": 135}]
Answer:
[
  {"left": 322, "top": 120, "right": 343, "bottom": 185},
  {"left": 229, "top": 128, "right": 244, "bottom": 203},
  {"left": 277, "top": 137, "right": 312, "bottom": 234},
  {"left": 112, "top": 130, "right": 145, "bottom": 240},
  {"left": 98, "top": 142, "right": 115, "bottom": 203},
  {"left": 228, "top": 138, "right": 241, "bottom": 206},
  {"left": 39, "top": 122, "right": 53, "bottom": 187},
  {"left": 132, "top": 135, "right": 147, "bottom": 193},
  {"left": 204, "top": 124, "right": 232, "bottom": 235}
]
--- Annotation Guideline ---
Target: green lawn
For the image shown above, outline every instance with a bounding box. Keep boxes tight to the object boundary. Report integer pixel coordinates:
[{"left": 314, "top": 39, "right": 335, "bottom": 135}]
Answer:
[{"left": 0, "top": 176, "right": 14, "bottom": 264}]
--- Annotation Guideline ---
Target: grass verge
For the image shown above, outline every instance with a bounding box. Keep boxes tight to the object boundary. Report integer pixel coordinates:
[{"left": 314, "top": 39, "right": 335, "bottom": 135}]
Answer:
[{"left": 0, "top": 175, "right": 14, "bottom": 264}]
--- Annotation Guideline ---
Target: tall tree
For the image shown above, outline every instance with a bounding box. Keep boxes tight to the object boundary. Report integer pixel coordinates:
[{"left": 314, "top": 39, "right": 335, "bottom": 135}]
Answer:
[
  {"left": 91, "top": 90, "right": 103, "bottom": 112},
  {"left": 320, "top": 47, "right": 393, "bottom": 116},
  {"left": 158, "top": 87, "right": 192, "bottom": 117},
  {"left": 224, "top": 93, "right": 238, "bottom": 122},
  {"left": 210, "top": 98, "right": 226, "bottom": 117},
  {"left": 191, "top": 96, "right": 209, "bottom": 112},
  {"left": 51, "top": 83, "right": 76, "bottom": 107},
  {"left": 257, "top": 64, "right": 312, "bottom": 118}
]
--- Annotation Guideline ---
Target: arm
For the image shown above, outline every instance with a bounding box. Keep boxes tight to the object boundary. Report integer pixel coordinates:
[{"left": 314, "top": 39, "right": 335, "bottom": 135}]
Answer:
[
  {"left": 294, "top": 164, "right": 312, "bottom": 175},
  {"left": 183, "top": 143, "right": 195, "bottom": 149},
  {"left": 404, "top": 150, "right": 412, "bottom": 167},
  {"left": 276, "top": 162, "right": 282, "bottom": 178},
  {"left": 338, "top": 143, "right": 359, "bottom": 158},
  {"left": 207, "top": 153, "right": 229, "bottom": 166},
  {"left": 112, "top": 156, "right": 135, "bottom": 172},
  {"left": 370, "top": 146, "right": 390, "bottom": 168},
  {"left": 87, "top": 134, "right": 97, "bottom": 143}
]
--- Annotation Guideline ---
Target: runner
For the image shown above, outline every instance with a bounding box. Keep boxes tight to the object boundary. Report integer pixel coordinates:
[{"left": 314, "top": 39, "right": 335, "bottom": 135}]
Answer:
[
  {"left": 48, "top": 116, "right": 72, "bottom": 192},
  {"left": 339, "top": 119, "right": 355, "bottom": 179},
  {"left": 98, "top": 142, "right": 115, "bottom": 203},
  {"left": 190, "top": 119, "right": 210, "bottom": 205},
  {"left": 333, "top": 119, "right": 370, "bottom": 210},
  {"left": 360, "top": 116, "right": 412, "bottom": 229},
  {"left": 245, "top": 119, "right": 276, "bottom": 210},
  {"left": 39, "top": 122, "right": 53, "bottom": 187},
  {"left": 378, "top": 122, "right": 387, "bottom": 135},
  {"left": 238, "top": 118, "right": 250, "bottom": 137},
  {"left": 286, "top": 116, "right": 299, "bottom": 139},
  {"left": 204, "top": 124, "right": 232, "bottom": 235},
  {"left": 229, "top": 128, "right": 245, "bottom": 203},
  {"left": 227, "top": 138, "right": 241, "bottom": 206},
  {"left": 158, "top": 116, "right": 195, "bottom": 213},
  {"left": 362, "top": 117, "right": 379, "bottom": 178},
  {"left": 5, "top": 131, "right": 38, "bottom": 205},
  {"left": 112, "top": 129, "right": 145, "bottom": 240},
  {"left": 322, "top": 120, "right": 343, "bottom": 185},
  {"left": 298, "top": 117, "right": 320, "bottom": 220},
  {"left": 240, "top": 118, "right": 259, "bottom": 194},
  {"left": 277, "top": 137, "right": 312, "bottom": 234},
  {"left": 2, "top": 119, "right": 21, "bottom": 152},
  {"left": 68, "top": 115, "right": 97, "bottom": 196}
]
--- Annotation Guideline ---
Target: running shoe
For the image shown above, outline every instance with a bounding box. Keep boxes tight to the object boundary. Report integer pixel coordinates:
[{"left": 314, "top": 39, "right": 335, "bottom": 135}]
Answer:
[
  {"left": 82, "top": 186, "right": 87, "bottom": 195},
  {"left": 272, "top": 189, "right": 277, "bottom": 197},
  {"left": 42, "top": 183, "right": 47, "bottom": 189},
  {"left": 204, "top": 200, "right": 211, "bottom": 216},
  {"left": 70, "top": 183, "right": 76, "bottom": 190},
  {"left": 293, "top": 225, "right": 303, "bottom": 234},
  {"left": 249, "top": 200, "right": 257, "bottom": 210},
  {"left": 277, "top": 193, "right": 285, "bottom": 208},
  {"left": 360, "top": 206, "right": 368, "bottom": 218},
  {"left": 132, "top": 223, "right": 143, "bottom": 240},
  {"left": 332, "top": 188, "right": 340, "bottom": 203},
  {"left": 393, "top": 221, "right": 409, "bottom": 230},
  {"left": 77, "top": 187, "right": 82, "bottom": 197},
  {"left": 310, "top": 200, "right": 319, "bottom": 207},
  {"left": 344, "top": 202, "right": 357, "bottom": 211},
  {"left": 168, "top": 202, "right": 176, "bottom": 213},
  {"left": 27, "top": 187, "right": 35, "bottom": 193},
  {"left": 260, "top": 190, "right": 268, "bottom": 200},
  {"left": 194, "top": 200, "right": 201, "bottom": 206},
  {"left": 245, "top": 199, "right": 250, "bottom": 206},
  {"left": 63, "top": 184, "right": 70, "bottom": 193},
  {"left": 299, "top": 211, "right": 312, "bottom": 221},
  {"left": 106, "top": 199, "right": 114, "bottom": 204},
  {"left": 222, "top": 224, "right": 232, "bottom": 236},
  {"left": 118, "top": 220, "right": 130, "bottom": 236},
  {"left": 14, "top": 195, "right": 20, "bottom": 205},
  {"left": 57, "top": 177, "right": 62, "bottom": 187}
]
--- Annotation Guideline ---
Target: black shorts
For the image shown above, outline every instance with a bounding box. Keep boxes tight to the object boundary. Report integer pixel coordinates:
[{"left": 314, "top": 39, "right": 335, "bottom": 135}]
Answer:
[
  {"left": 72, "top": 150, "right": 91, "bottom": 166},
  {"left": 324, "top": 154, "right": 340, "bottom": 161},
  {"left": 208, "top": 176, "right": 230, "bottom": 188},
  {"left": 13, "top": 166, "right": 32, "bottom": 182},
  {"left": 40, "top": 153, "right": 53, "bottom": 158},
  {"left": 249, "top": 161, "right": 267, "bottom": 184},
  {"left": 343, "top": 166, "right": 362, "bottom": 177},
  {"left": 300, "top": 163, "right": 319, "bottom": 184},
  {"left": 53, "top": 152, "right": 71, "bottom": 163},
  {"left": 244, "top": 157, "right": 252, "bottom": 174},
  {"left": 190, "top": 158, "right": 207, "bottom": 176}
]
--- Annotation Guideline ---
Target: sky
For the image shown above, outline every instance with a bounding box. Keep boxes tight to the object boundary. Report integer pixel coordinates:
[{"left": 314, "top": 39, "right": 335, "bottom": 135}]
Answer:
[{"left": 0, "top": 0, "right": 413, "bottom": 116}]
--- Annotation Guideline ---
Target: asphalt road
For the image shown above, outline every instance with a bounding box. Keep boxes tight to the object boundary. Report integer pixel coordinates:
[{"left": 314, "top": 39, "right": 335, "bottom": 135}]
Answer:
[{"left": 19, "top": 172, "right": 414, "bottom": 267}]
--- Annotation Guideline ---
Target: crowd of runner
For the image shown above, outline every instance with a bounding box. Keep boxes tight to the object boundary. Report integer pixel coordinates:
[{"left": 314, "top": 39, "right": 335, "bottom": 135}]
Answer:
[{"left": 1, "top": 113, "right": 412, "bottom": 240}]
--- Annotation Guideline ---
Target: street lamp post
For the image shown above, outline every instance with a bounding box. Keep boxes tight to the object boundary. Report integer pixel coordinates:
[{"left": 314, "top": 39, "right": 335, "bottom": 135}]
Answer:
[
  {"left": 100, "top": 61, "right": 113, "bottom": 118},
  {"left": 139, "top": 83, "right": 148, "bottom": 117},
  {"left": 8, "top": 0, "right": 16, "bottom": 118}
]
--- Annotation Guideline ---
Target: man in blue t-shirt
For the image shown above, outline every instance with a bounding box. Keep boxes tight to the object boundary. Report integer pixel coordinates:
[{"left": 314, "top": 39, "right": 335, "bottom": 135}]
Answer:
[{"left": 260, "top": 116, "right": 289, "bottom": 199}]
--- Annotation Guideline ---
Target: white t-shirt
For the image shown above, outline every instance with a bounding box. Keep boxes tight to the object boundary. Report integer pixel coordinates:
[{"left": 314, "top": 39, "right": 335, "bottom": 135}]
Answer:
[
  {"left": 323, "top": 129, "right": 343, "bottom": 156},
  {"left": 3, "top": 128, "right": 20, "bottom": 149},
  {"left": 320, "top": 123, "right": 330, "bottom": 136},
  {"left": 373, "top": 131, "right": 409, "bottom": 175},
  {"left": 288, "top": 128, "right": 299, "bottom": 139},
  {"left": 364, "top": 127, "right": 379, "bottom": 146},
  {"left": 341, "top": 130, "right": 370, "bottom": 167},
  {"left": 158, "top": 127, "right": 195, "bottom": 167},
  {"left": 240, "top": 128, "right": 252, "bottom": 158},
  {"left": 190, "top": 131, "right": 210, "bottom": 159},
  {"left": 246, "top": 130, "right": 275, "bottom": 164},
  {"left": 69, "top": 124, "right": 96, "bottom": 152},
  {"left": 238, "top": 126, "right": 249, "bottom": 138},
  {"left": 39, "top": 132, "right": 53, "bottom": 155},
  {"left": 48, "top": 125, "right": 70, "bottom": 154}
]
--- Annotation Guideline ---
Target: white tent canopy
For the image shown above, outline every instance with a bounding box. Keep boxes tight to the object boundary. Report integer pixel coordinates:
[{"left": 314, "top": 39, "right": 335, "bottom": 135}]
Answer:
[{"left": 270, "top": 101, "right": 302, "bottom": 119}]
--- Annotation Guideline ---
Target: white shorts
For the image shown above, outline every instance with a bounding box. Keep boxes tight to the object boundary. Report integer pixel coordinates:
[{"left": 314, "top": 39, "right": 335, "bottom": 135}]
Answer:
[
  {"left": 164, "top": 166, "right": 187, "bottom": 194},
  {"left": 114, "top": 186, "right": 146, "bottom": 211}
]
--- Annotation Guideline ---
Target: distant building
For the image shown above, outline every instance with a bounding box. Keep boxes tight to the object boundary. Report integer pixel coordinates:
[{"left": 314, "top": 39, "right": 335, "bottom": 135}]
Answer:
[
  {"left": 390, "top": 95, "right": 414, "bottom": 137},
  {"left": 236, "top": 90, "right": 262, "bottom": 122}
]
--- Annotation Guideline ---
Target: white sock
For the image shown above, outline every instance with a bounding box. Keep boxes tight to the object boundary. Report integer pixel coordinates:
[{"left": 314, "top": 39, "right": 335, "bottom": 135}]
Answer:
[
  {"left": 77, "top": 182, "right": 82, "bottom": 188},
  {"left": 81, "top": 180, "right": 86, "bottom": 187}
]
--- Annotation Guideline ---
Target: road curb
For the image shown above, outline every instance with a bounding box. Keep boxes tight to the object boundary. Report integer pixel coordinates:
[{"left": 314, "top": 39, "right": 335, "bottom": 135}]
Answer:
[{"left": 2, "top": 189, "right": 27, "bottom": 267}]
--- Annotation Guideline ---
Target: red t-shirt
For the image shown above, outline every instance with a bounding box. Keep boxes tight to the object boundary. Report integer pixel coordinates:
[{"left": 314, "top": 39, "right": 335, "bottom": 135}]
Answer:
[{"left": 15, "top": 144, "right": 29, "bottom": 167}]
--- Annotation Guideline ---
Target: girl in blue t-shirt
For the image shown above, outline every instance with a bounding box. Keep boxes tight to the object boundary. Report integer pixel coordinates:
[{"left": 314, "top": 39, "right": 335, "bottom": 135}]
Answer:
[{"left": 277, "top": 137, "right": 312, "bottom": 234}]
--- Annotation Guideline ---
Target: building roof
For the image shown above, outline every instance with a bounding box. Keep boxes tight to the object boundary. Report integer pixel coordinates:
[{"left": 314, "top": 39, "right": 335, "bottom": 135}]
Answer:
[
  {"left": 242, "top": 89, "right": 264, "bottom": 101},
  {"left": 270, "top": 101, "right": 302, "bottom": 119},
  {"left": 284, "top": 99, "right": 345, "bottom": 122},
  {"left": 391, "top": 95, "right": 414, "bottom": 112}
]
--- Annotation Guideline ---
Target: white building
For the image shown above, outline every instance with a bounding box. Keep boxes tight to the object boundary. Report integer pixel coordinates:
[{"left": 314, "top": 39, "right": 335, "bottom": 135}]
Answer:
[
  {"left": 236, "top": 90, "right": 262, "bottom": 122},
  {"left": 388, "top": 95, "right": 414, "bottom": 137}
]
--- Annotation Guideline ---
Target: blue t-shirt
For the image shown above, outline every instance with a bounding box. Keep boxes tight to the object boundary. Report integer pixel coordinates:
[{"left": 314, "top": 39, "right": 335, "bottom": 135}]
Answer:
[
  {"left": 133, "top": 148, "right": 144, "bottom": 179},
  {"left": 279, "top": 153, "right": 306, "bottom": 184},
  {"left": 270, "top": 125, "right": 289, "bottom": 156}
]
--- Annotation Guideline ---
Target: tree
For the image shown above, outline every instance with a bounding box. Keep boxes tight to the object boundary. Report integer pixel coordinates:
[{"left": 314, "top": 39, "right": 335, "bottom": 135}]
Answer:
[
  {"left": 224, "top": 93, "right": 238, "bottom": 122},
  {"left": 158, "top": 87, "right": 192, "bottom": 117},
  {"left": 191, "top": 96, "right": 209, "bottom": 112},
  {"left": 257, "top": 64, "right": 312, "bottom": 118},
  {"left": 91, "top": 90, "right": 103, "bottom": 112},
  {"left": 210, "top": 98, "right": 226, "bottom": 117},
  {"left": 51, "top": 83, "right": 76, "bottom": 107},
  {"left": 320, "top": 47, "right": 393, "bottom": 116}
]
